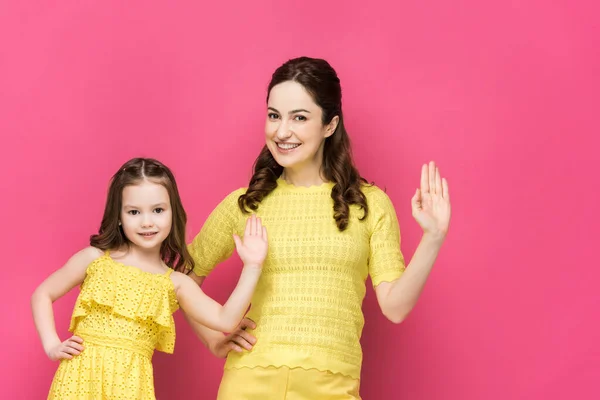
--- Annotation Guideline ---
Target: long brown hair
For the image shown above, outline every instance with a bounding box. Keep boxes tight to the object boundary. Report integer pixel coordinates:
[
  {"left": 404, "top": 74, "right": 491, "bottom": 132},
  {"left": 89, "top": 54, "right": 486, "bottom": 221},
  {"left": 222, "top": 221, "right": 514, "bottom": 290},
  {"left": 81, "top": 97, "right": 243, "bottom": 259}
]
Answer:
[
  {"left": 238, "top": 56, "right": 369, "bottom": 230},
  {"left": 90, "top": 158, "right": 194, "bottom": 273}
]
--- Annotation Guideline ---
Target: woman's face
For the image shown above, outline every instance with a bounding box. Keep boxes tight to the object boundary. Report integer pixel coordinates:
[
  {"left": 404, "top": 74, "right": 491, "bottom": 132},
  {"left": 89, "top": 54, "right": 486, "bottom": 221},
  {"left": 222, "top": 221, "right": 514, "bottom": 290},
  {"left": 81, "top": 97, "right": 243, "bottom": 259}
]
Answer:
[{"left": 265, "top": 80, "right": 338, "bottom": 172}]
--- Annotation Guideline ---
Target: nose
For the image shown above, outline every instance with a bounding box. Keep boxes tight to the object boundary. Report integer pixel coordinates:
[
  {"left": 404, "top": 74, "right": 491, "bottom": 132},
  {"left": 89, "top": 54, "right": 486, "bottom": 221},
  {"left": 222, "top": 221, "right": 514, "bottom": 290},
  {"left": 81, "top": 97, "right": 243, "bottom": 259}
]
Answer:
[
  {"left": 141, "top": 214, "right": 154, "bottom": 228},
  {"left": 275, "top": 120, "right": 292, "bottom": 141}
]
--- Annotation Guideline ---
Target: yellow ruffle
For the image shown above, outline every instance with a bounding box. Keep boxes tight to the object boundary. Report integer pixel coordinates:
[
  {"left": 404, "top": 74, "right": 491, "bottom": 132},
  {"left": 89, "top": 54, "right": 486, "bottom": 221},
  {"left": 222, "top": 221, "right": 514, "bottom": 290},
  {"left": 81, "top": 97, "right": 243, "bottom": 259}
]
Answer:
[{"left": 69, "top": 254, "right": 179, "bottom": 353}]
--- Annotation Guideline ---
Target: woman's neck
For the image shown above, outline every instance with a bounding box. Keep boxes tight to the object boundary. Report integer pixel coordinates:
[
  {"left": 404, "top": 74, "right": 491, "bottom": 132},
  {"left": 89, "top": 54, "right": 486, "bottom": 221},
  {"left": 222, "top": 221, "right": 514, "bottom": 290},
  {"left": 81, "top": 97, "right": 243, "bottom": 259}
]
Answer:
[{"left": 281, "top": 165, "right": 327, "bottom": 188}]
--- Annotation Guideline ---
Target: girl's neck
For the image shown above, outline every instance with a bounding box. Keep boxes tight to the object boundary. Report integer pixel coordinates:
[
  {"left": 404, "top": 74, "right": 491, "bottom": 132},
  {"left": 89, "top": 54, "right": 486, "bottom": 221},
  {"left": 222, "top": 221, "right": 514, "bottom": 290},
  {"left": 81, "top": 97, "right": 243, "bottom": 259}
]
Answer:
[{"left": 114, "top": 244, "right": 163, "bottom": 267}]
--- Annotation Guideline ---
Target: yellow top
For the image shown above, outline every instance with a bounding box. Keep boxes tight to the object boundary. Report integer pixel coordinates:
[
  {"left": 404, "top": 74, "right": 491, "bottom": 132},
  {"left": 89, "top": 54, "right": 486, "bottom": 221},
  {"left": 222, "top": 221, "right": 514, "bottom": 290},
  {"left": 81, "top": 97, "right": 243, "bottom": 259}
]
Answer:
[
  {"left": 69, "top": 252, "right": 179, "bottom": 354},
  {"left": 189, "top": 179, "right": 405, "bottom": 379}
]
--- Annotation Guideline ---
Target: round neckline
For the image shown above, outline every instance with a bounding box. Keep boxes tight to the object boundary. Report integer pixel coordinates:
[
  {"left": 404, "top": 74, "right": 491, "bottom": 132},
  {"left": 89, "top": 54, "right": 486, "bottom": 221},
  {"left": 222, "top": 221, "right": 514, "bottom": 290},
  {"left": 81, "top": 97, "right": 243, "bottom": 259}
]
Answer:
[{"left": 276, "top": 177, "right": 334, "bottom": 191}]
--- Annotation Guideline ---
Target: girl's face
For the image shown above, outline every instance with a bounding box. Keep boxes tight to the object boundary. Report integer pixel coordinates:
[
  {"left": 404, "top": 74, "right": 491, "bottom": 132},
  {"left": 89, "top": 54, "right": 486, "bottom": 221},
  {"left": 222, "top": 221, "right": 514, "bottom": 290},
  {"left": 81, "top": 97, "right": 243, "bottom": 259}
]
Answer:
[
  {"left": 265, "top": 80, "right": 338, "bottom": 173},
  {"left": 120, "top": 180, "right": 172, "bottom": 252}
]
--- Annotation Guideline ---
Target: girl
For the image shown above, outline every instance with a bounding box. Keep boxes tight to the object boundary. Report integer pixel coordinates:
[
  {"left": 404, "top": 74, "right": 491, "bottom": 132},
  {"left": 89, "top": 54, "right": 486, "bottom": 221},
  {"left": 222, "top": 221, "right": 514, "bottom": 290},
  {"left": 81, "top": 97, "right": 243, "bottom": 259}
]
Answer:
[
  {"left": 31, "top": 157, "right": 268, "bottom": 399},
  {"left": 185, "top": 57, "right": 451, "bottom": 399}
]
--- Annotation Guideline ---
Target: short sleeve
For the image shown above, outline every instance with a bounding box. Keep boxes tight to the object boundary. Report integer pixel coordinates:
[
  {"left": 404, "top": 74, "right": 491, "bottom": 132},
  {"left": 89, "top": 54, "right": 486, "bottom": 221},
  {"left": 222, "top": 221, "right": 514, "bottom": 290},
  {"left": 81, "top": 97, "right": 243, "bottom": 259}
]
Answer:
[
  {"left": 366, "top": 187, "right": 406, "bottom": 287},
  {"left": 188, "top": 188, "right": 245, "bottom": 277}
]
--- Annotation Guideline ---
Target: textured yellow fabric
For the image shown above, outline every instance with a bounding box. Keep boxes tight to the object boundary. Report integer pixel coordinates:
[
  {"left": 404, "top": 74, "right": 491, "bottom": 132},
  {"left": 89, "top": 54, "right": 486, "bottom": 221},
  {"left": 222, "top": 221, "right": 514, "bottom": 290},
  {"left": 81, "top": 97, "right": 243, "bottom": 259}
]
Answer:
[
  {"left": 189, "top": 179, "right": 405, "bottom": 379},
  {"left": 217, "top": 366, "right": 361, "bottom": 399},
  {"left": 48, "top": 252, "right": 178, "bottom": 400}
]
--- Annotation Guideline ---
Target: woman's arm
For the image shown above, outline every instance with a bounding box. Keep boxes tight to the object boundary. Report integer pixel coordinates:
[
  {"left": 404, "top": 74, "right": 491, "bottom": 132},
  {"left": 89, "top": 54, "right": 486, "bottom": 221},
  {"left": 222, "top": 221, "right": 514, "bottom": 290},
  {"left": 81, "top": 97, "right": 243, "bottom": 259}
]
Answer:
[
  {"left": 375, "top": 162, "right": 451, "bottom": 323},
  {"left": 375, "top": 234, "right": 444, "bottom": 323},
  {"left": 183, "top": 275, "right": 258, "bottom": 357}
]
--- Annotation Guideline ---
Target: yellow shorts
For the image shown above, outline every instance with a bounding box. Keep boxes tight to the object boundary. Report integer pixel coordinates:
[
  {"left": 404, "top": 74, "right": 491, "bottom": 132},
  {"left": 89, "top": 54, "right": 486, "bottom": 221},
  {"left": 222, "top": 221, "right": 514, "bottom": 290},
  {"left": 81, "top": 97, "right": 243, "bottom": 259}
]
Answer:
[{"left": 217, "top": 366, "right": 361, "bottom": 400}]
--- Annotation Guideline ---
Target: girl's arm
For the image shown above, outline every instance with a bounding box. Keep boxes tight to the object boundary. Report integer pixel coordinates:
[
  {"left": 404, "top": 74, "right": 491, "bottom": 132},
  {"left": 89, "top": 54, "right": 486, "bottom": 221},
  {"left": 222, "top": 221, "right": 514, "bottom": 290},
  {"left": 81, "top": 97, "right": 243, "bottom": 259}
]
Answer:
[
  {"left": 174, "top": 215, "right": 268, "bottom": 333},
  {"left": 174, "top": 268, "right": 261, "bottom": 333},
  {"left": 30, "top": 246, "right": 102, "bottom": 360}
]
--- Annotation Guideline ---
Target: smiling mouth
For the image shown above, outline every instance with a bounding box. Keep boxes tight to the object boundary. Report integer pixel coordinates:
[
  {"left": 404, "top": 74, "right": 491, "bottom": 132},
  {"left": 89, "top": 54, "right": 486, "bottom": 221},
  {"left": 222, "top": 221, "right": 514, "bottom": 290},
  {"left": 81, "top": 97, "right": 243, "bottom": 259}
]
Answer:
[
  {"left": 276, "top": 142, "right": 301, "bottom": 150},
  {"left": 139, "top": 232, "right": 158, "bottom": 237}
]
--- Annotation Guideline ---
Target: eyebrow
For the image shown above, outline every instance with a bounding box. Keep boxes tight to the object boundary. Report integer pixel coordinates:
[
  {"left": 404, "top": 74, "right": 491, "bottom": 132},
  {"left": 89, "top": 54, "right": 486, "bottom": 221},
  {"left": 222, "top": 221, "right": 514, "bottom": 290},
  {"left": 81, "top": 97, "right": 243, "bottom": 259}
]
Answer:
[
  {"left": 123, "top": 203, "right": 168, "bottom": 209},
  {"left": 268, "top": 107, "right": 311, "bottom": 114}
]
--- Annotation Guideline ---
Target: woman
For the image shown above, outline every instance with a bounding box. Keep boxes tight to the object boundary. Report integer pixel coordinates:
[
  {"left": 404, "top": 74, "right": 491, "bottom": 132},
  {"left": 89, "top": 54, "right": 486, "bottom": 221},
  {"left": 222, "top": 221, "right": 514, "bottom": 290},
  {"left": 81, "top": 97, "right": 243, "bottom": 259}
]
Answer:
[{"left": 186, "top": 56, "right": 451, "bottom": 399}]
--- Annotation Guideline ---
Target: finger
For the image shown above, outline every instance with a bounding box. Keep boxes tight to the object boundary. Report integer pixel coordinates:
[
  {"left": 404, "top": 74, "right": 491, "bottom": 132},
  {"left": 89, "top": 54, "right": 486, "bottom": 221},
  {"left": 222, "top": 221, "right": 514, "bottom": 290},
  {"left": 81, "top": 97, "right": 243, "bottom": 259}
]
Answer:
[
  {"left": 233, "top": 234, "right": 242, "bottom": 250},
  {"left": 229, "top": 342, "right": 243, "bottom": 353},
  {"left": 244, "top": 217, "right": 251, "bottom": 238},
  {"left": 411, "top": 188, "right": 421, "bottom": 211},
  {"left": 256, "top": 217, "right": 262, "bottom": 235},
  {"left": 442, "top": 178, "right": 449, "bottom": 200},
  {"left": 231, "top": 335, "right": 254, "bottom": 350},
  {"left": 250, "top": 215, "right": 256, "bottom": 236},
  {"left": 59, "top": 352, "right": 73, "bottom": 360},
  {"left": 240, "top": 318, "right": 256, "bottom": 330},
  {"left": 262, "top": 226, "right": 268, "bottom": 242},
  {"left": 69, "top": 336, "right": 84, "bottom": 344},
  {"left": 66, "top": 341, "right": 85, "bottom": 352},
  {"left": 420, "top": 164, "right": 429, "bottom": 193},
  {"left": 231, "top": 337, "right": 252, "bottom": 350},
  {"left": 63, "top": 346, "right": 81, "bottom": 356},
  {"left": 435, "top": 167, "right": 442, "bottom": 195},
  {"left": 234, "top": 330, "right": 257, "bottom": 345},
  {"left": 429, "top": 161, "right": 436, "bottom": 194}
]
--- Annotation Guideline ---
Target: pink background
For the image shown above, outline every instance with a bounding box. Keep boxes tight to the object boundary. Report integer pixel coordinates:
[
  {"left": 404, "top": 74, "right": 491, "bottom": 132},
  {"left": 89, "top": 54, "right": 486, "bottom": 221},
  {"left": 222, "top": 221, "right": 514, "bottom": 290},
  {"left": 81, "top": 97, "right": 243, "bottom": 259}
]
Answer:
[{"left": 1, "top": 1, "right": 598, "bottom": 399}]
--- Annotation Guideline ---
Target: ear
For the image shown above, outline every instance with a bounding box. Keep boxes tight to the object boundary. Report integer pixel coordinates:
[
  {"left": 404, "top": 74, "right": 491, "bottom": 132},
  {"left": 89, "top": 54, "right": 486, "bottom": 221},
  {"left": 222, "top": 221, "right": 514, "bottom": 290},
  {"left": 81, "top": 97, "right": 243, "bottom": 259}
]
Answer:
[{"left": 324, "top": 115, "right": 339, "bottom": 138}]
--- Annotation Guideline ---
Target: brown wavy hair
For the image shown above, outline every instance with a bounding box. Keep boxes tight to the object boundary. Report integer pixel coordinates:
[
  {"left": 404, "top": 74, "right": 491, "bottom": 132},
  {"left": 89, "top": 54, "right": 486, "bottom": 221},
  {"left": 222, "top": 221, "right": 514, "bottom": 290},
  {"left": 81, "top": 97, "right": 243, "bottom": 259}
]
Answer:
[
  {"left": 90, "top": 158, "right": 194, "bottom": 273},
  {"left": 238, "top": 56, "right": 369, "bottom": 230}
]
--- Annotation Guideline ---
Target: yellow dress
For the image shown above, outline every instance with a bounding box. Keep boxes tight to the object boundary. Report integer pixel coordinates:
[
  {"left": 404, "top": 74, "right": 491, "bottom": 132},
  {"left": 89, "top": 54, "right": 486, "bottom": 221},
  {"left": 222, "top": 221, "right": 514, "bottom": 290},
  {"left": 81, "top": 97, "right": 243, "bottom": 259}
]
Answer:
[{"left": 48, "top": 252, "right": 178, "bottom": 400}]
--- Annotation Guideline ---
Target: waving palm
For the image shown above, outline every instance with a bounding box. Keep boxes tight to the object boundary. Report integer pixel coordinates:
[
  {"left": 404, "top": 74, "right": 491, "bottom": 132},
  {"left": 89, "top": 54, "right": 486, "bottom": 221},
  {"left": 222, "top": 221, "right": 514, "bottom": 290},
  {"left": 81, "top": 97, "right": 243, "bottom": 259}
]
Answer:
[
  {"left": 233, "top": 215, "right": 269, "bottom": 268},
  {"left": 412, "top": 161, "right": 451, "bottom": 238}
]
